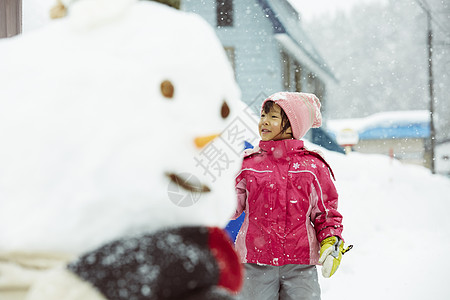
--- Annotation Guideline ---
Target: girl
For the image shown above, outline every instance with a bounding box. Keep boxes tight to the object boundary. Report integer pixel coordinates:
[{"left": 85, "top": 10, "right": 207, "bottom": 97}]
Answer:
[{"left": 233, "top": 92, "right": 348, "bottom": 300}]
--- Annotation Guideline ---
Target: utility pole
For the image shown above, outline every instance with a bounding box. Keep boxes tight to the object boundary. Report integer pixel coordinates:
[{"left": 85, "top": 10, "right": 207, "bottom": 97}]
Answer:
[
  {"left": 416, "top": 0, "right": 436, "bottom": 174},
  {"left": 426, "top": 12, "right": 436, "bottom": 174}
]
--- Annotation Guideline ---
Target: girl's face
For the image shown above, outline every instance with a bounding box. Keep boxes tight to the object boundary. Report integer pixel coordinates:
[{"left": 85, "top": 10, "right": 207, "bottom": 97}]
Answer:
[{"left": 259, "top": 103, "right": 293, "bottom": 141}]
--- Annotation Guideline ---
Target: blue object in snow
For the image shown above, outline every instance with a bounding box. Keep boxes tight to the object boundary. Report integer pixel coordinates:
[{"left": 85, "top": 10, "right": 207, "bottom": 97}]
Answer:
[
  {"left": 310, "top": 128, "right": 345, "bottom": 154},
  {"left": 224, "top": 212, "right": 245, "bottom": 242},
  {"left": 224, "top": 141, "right": 253, "bottom": 242}
]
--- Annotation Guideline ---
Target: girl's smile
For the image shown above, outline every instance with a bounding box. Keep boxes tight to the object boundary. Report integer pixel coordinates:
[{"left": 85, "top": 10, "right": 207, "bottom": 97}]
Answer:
[{"left": 259, "top": 103, "right": 292, "bottom": 141}]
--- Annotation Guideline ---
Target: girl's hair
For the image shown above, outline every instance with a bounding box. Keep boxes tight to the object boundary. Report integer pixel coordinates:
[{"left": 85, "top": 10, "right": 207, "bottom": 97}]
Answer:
[{"left": 262, "top": 100, "right": 292, "bottom": 134}]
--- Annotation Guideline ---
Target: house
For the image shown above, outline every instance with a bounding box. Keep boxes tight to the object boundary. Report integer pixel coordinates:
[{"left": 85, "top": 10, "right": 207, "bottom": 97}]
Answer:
[
  {"left": 181, "top": 0, "right": 336, "bottom": 113},
  {"left": 181, "top": 0, "right": 344, "bottom": 153},
  {"left": 327, "top": 111, "right": 432, "bottom": 168}
]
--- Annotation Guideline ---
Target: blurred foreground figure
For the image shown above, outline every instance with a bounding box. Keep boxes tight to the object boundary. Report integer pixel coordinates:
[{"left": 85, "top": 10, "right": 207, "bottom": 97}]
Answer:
[{"left": 0, "top": 0, "right": 246, "bottom": 299}]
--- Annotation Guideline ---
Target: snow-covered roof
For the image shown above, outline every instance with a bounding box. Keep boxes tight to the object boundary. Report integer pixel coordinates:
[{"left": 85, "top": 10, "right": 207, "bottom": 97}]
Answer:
[
  {"left": 327, "top": 110, "right": 431, "bottom": 140},
  {"left": 259, "top": 0, "right": 336, "bottom": 81}
]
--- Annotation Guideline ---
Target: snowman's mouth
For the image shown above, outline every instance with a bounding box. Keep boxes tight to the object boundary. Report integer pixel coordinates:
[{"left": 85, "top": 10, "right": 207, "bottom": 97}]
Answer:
[{"left": 166, "top": 172, "right": 211, "bottom": 193}]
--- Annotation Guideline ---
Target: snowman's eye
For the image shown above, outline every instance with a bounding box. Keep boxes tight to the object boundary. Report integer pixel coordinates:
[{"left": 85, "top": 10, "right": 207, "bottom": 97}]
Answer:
[
  {"left": 160, "top": 80, "right": 174, "bottom": 98},
  {"left": 221, "top": 100, "right": 230, "bottom": 119}
]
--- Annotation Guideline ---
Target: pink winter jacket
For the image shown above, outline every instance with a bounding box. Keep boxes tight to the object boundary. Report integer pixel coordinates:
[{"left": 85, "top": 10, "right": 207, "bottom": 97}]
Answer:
[{"left": 233, "top": 139, "right": 343, "bottom": 266}]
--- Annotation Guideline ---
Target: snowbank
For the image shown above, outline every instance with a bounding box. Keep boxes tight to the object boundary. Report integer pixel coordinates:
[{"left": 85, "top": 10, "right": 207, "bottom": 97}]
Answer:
[{"left": 312, "top": 142, "right": 450, "bottom": 299}]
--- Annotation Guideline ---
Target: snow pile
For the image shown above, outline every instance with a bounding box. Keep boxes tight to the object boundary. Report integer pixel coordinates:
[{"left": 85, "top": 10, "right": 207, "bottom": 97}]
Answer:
[
  {"left": 312, "top": 142, "right": 450, "bottom": 299},
  {"left": 0, "top": 0, "right": 244, "bottom": 255}
]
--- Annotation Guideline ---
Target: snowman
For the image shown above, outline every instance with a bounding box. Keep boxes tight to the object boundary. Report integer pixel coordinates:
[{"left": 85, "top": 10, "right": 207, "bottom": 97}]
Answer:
[{"left": 0, "top": 0, "right": 247, "bottom": 299}]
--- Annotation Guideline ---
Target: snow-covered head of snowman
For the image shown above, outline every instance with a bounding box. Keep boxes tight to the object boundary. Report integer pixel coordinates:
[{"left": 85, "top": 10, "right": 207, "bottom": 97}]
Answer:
[{"left": 0, "top": 0, "right": 243, "bottom": 255}]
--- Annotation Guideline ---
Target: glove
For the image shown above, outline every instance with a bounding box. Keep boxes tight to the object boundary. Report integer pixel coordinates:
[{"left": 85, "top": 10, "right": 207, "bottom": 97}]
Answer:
[{"left": 318, "top": 236, "right": 351, "bottom": 278}]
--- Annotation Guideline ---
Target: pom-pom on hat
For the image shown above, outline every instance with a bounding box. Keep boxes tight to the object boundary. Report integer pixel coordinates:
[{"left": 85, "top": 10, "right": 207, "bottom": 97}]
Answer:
[{"left": 262, "top": 92, "right": 322, "bottom": 140}]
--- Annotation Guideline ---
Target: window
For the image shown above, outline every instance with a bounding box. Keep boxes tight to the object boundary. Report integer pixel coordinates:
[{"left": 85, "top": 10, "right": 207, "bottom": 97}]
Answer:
[
  {"left": 307, "top": 72, "right": 326, "bottom": 109},
  {"left": 216, "top": 0, "right": 233, "bottom": 27},
  {"left": 224, "top": 47, "right": 236, "bottom": 76},
  {"left": 294, "top": 62, "right": 302, "bottom": 92},
  {"left": 307, "top": 72, "right": 316, "bottom": 92},
  {"left": 314, "top": 78, "right": 325, "bottom": 101},
  {"left": 282, "top": 52, "right": 308, "bottom": 93},
  {"left": 281, "top": 51, "right": 291, "bottom": 91}
]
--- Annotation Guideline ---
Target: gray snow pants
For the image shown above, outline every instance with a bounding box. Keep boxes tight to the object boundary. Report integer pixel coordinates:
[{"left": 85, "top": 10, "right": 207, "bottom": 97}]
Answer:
[{"left": 237, "top": 263, "right": 321, "bottom": 300}]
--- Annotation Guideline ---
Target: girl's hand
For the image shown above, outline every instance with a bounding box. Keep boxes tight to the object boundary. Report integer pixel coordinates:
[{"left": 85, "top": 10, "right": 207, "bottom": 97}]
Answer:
[{"left": 318, "top": 236, "right": 352, "bottom": 278}]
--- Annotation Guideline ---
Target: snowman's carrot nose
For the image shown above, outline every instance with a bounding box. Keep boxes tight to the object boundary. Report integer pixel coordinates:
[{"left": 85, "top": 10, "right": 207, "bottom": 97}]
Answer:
[{"left": 194, "top": 134, "right": 220, "bottom": 148}]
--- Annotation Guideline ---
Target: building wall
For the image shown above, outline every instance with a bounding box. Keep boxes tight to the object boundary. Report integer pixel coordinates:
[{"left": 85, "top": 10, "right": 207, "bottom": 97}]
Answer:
[
  {"left": 355, "top": 138, "right": 428, "bottom": 167},
  {"left": 182, "top": 0, "right": 313, "bottom": 111}
]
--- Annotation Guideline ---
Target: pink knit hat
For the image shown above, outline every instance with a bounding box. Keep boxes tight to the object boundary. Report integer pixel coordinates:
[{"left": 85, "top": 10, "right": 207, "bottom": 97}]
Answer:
[{"left": 261, "top": 92, "right": 322, "bottom": 140}]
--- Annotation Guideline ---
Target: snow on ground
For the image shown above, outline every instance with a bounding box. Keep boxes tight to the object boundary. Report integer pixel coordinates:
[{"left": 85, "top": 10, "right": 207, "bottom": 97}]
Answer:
[{"left": 310, "top": 141, "right": 450, "bottom": 299}]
